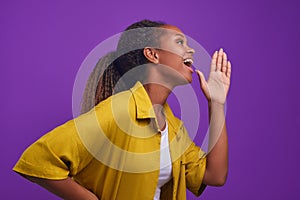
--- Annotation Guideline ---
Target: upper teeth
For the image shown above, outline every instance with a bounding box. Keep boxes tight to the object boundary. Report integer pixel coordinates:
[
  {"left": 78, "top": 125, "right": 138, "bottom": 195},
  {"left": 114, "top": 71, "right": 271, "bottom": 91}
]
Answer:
[{"left": 184, "top": 58, "right": 193, "bottom": 65}]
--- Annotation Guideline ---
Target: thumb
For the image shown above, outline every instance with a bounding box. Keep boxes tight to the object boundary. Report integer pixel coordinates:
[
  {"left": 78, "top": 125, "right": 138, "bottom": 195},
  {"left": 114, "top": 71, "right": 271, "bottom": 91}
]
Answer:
[
  {"left": 196, "top": 70, "right": 207, "bottom": 88},
  {"left": 196, "top": 70, "right": 210, "bottom": 99}
]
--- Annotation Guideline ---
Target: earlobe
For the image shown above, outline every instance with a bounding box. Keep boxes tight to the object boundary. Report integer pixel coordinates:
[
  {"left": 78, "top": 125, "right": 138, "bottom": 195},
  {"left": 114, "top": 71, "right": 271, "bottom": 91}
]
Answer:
[{"left": 143, "top": 47, "right": 159, "bottom": 64}]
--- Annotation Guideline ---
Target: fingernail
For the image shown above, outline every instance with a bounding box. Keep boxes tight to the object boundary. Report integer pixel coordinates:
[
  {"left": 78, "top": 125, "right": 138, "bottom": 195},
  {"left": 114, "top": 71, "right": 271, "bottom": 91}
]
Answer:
[{"left": 220, "top": 48, "right": 223, "bottom": 51}]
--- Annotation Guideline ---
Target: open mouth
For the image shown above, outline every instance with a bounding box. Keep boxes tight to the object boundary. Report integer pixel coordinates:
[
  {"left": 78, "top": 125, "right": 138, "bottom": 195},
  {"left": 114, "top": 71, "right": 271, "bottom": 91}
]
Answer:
[{"left": 183, "top": 58, "right": 193, "bottom": 67}]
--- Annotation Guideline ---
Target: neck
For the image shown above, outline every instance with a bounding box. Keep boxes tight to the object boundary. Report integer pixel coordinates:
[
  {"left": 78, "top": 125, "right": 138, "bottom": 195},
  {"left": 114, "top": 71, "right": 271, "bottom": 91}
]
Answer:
[
  {"left": 143, "top": 83, "right": 172, "bottom": 107},
  {"left": 144, "top": 83, "right": 171, "bottom": 130},
  {"left": 143, "top": 65, "right": 175, "bottom": 106}
]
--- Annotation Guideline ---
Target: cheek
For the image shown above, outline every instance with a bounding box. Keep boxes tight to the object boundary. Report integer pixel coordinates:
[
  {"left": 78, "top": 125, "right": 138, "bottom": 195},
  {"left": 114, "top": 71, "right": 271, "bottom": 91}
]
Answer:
[
  {"left": 159, "top": 52, "right": 183, "bottom": 68},
  {"left": 159, "top": 42, "right": 185, "bottom": 58}
]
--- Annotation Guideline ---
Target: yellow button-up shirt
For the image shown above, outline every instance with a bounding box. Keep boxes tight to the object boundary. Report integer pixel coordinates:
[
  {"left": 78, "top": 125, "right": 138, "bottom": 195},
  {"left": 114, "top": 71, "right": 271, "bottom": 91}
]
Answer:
[{"left": 13, "top": 82, "right": 206, "bottom": 200}]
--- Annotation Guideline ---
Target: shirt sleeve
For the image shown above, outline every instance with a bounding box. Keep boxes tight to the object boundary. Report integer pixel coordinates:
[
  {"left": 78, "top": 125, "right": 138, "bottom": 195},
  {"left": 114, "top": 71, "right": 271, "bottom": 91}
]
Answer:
[
  {"left": 13, "top": 113, "right": 97, "bottom": 180},
  {"left": 181, "top": 126, "right": 207, "bottom": 196}
]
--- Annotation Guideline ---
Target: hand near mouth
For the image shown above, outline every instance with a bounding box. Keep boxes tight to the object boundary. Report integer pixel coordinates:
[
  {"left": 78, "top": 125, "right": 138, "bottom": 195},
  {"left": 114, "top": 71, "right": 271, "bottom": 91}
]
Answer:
[{"left": 196, "top": 48, "right": 231, "bottom": 105}]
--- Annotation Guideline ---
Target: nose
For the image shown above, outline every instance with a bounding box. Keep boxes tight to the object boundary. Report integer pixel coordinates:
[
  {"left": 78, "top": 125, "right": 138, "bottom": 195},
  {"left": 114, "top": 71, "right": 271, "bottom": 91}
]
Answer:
[{"left": 187, "top": 46, "right": 195, "bottom": 55}]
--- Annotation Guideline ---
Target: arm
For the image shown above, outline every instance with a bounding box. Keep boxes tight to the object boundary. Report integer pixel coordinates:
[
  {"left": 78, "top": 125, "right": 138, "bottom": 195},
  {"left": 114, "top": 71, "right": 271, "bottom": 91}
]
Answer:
[
  {"left": 25, "top": 176, "right": 98, "bottom": 200},
  {"left": 203, "top": 102, "right": 228, "bottom": 186},
  {"left": 196, "top": 48, "right": 231, "bottom": 186}
]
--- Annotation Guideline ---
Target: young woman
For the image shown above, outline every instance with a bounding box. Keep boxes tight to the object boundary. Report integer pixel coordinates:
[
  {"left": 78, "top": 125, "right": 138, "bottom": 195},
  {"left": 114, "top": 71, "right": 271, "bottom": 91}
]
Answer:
[{"left": 13, "top": 20, "right": 231, "bottom": 200}]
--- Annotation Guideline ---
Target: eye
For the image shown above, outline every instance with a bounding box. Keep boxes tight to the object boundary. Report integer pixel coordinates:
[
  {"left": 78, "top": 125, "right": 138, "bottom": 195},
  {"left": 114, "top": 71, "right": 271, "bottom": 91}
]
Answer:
[{"left": 176, "top": 39, "right": 184, "bottom": 45}]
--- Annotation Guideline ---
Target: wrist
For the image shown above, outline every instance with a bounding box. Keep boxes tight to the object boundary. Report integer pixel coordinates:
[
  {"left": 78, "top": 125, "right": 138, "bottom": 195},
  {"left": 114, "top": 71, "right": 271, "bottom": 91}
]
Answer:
[{"left": 208, "top": 101, "right": 225, "bottom": 109}]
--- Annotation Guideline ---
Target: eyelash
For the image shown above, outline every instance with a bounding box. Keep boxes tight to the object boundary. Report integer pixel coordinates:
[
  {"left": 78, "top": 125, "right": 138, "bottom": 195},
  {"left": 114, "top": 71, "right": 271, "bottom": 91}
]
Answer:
[{"left": 177, "top": 40, "right": 184, "bottom": 45}]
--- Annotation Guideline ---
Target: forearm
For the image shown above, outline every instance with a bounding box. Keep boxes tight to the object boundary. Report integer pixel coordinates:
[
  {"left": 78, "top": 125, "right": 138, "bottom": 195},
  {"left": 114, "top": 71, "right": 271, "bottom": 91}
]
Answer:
[
  {"left": 203, "top": 102, "right": 228, "bottom": 186},
  {"left": 25, "top": 176, "right": 98, "bottom": 200}
]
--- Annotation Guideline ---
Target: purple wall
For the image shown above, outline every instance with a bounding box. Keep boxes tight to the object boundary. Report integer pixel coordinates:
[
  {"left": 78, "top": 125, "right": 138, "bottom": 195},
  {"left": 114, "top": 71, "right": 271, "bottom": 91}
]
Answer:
[{"left": 1, "top": 0, "right": 300, "bottom": 199}]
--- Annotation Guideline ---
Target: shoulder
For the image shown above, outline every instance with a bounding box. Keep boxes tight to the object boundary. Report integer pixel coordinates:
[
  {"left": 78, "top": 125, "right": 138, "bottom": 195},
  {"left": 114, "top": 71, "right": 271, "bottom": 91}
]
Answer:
[{"left": 94, "top": 90, "right": 136, "bottom": 116}]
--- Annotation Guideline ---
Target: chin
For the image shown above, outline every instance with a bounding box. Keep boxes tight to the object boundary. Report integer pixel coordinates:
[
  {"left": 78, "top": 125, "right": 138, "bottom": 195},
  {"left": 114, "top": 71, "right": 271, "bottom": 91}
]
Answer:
[
  {"left": 184, "top": 74, "right": 193, "bottom": 84},
  {"left": 174, "top": 76, "right": 192, "bottom": 86}
]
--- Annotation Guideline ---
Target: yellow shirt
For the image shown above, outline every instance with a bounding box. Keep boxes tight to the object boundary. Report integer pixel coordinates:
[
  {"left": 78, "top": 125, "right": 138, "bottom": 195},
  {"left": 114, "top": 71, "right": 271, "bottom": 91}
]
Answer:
[{"left": 13, "top": 82, "right": 206, "bottom": 200}]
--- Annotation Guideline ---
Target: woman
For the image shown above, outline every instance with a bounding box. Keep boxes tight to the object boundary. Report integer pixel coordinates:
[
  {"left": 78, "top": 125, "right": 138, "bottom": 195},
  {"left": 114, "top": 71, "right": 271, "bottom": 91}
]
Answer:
[{"left": 13, "top": 20, "right": 231, "bottom": 200}]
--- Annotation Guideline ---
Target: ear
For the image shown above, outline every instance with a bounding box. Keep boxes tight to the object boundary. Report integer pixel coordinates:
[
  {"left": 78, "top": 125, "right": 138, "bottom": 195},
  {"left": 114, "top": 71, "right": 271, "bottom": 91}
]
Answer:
[{"left": 143, "top": 47, "right": 159, "bottom": 64}]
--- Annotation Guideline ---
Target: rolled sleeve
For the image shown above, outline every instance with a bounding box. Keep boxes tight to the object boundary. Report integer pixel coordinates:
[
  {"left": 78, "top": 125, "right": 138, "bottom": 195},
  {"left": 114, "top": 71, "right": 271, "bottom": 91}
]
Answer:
[{"left": 13, "top": 119, "right": 90, "bottom": 180}]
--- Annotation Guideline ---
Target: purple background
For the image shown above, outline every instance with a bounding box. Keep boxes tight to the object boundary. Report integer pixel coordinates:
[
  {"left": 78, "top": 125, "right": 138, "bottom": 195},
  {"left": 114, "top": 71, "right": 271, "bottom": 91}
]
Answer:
[{"left": 1, "top": 0, "right": 300, "bottom": 199}]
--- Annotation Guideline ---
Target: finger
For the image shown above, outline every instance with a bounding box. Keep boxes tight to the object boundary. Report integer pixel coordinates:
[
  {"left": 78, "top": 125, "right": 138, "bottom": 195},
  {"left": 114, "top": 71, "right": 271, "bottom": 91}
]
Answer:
[
  {"left": 226, "top": 60, "right": 231, "bottom": 78},
  {"left": 196, "top": 70, "right": 210, "bottom": 100},
  {"left": 196, "top": 70, "right": 207, "bottom": 87},
  {"left": 222, "top": 52, "right": 227, "bottom": 74},
  {"left": 216, "top": 48, "right": 223, "bottom": 71},
  {"left": 196, "top": 70, "right": 205, "bottom": 82},
  {"left": 210, "top": 51, "right": 218, "bottom": 72}
]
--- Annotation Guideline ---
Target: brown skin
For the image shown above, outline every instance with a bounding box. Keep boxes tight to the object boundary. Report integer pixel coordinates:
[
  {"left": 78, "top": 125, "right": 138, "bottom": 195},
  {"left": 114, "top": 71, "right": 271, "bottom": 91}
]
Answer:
[
  {"left": 144, "top": 25, "right": 195, "bottom": 87},
  {"left": 143, "top": 24, "right": 230, "bottom": 186}
]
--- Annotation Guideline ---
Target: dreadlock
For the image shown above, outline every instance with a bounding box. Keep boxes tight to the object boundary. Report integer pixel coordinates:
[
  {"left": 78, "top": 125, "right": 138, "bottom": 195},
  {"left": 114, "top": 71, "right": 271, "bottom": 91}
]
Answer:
[{"left": 81, "top": 20, "right": 166, "bottom": 114}]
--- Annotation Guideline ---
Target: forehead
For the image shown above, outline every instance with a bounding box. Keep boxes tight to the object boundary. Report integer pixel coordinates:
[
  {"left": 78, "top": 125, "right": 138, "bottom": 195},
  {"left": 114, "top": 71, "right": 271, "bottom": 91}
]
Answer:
[
  {"left": 161, "top": 24, "right": 184, "bottom": 34},
  {"left": 159, "top": 24, "right": 186, "bottom": 40}
]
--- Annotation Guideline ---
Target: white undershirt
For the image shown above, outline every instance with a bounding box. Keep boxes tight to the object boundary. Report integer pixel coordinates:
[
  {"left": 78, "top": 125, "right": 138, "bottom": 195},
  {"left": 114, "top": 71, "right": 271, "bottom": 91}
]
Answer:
[{"left": 153, "top": 122, "right": 172, "bottom": 200}]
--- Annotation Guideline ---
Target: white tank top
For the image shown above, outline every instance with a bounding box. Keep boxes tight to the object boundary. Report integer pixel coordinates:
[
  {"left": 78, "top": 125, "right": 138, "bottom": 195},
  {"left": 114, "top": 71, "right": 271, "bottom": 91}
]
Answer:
[{"left": 153, "top": 122, "right": 172, "bottom": 200}]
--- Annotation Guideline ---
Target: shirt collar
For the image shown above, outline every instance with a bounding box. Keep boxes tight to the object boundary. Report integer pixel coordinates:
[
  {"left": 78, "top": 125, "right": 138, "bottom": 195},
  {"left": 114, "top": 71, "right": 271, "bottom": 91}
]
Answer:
[
  {"left": 129, "top": 82, "right": 181, "bottom": 133},
  {"left": 130, "top": 81, "right": 156, "bottom": 119}
]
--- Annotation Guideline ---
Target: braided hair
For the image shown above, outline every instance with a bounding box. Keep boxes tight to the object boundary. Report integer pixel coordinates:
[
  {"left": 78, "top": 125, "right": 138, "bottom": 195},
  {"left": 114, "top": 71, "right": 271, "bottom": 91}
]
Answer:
[{"left": 81, "top": 20, "right": 166, "bottom": 114}]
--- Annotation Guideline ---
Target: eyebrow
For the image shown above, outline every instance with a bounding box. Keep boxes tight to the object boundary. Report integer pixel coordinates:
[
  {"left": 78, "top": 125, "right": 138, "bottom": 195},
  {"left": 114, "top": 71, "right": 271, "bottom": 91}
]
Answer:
[{"left": 175, "top": 33, "right": 185, "bottom": 38}]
